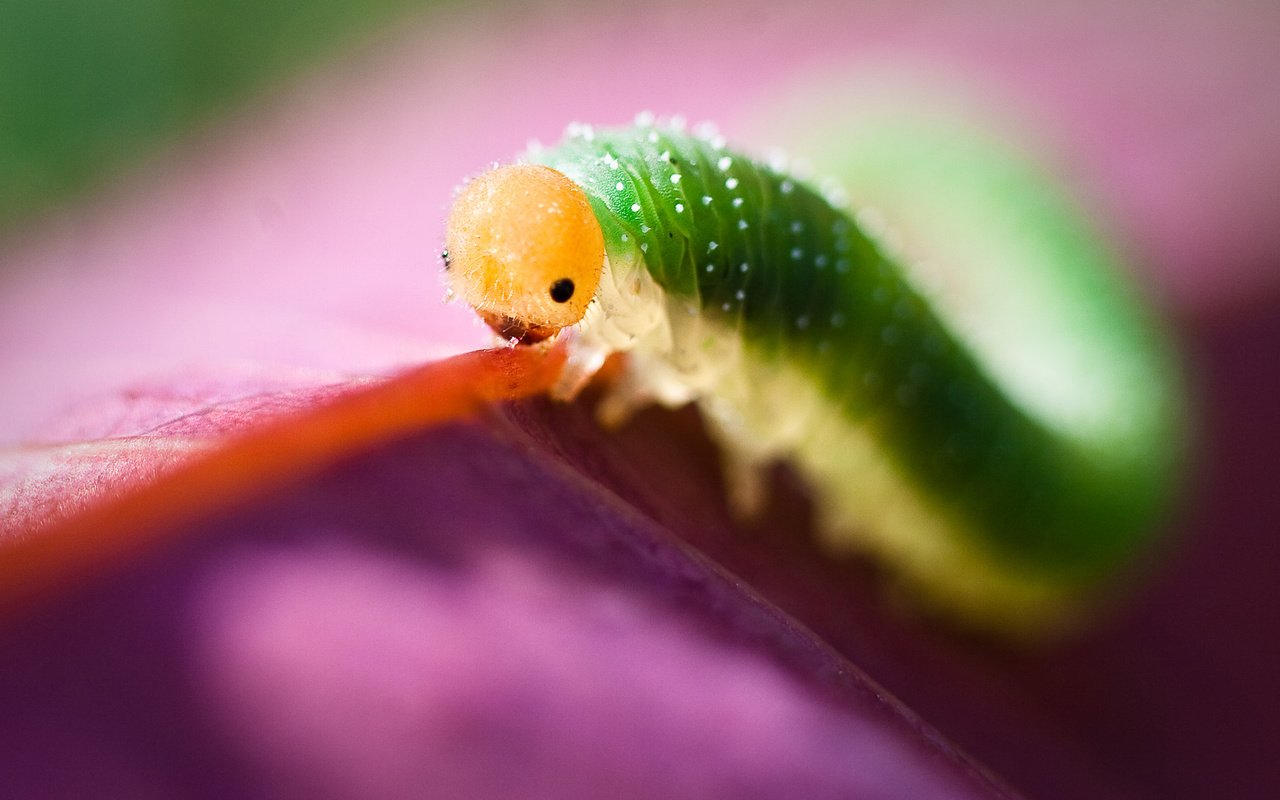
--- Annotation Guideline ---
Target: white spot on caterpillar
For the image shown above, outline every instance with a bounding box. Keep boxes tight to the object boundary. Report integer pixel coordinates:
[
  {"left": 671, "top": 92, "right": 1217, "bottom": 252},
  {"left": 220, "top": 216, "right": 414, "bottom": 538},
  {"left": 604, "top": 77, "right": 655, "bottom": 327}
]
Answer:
[
  {"left": 564, "top": 122, "right": 594, "bottom": 141},
  {"left": 796, "top": 315, "right": 810, "bottom": 329},
  {"left": 737, "top": 219, "right": 749, "bottom": 230},
  {"left": 640, "top": 224, "right": 651, "bottom": 233},
  {"left": 669, "top": 115, "right": 687, "bottom": 131},
  {"left": 631, "top": 203, "right": 642, "bottom": 213},
  {"left": 616, "top": 182, "right": 625, "bottom": 191},
  {"left": 725, "top": 177, "right": 739, "bottom": 190},
  {"left": 659, "top": 150, "right": 672, "bottom": 162},
  {"left": 640, "top": 242, "right": 649, "bottom": 253},
  {"left": 790, "top": 248, "right": 803, "bottom": 260},
  {"left": 670, "top": 173, "right": 682, "bottom": 185},
  {"left": 717, "top": 156, "right": 733, "bottom": 171},
  {"left": 722, "top": 302, "right": 731, "bottom": 311},
  {"left": 820, "top": 178, "right": 847, "bottom": 207},
  {"left": 815, "top": 255, "right": 828, "bottom": 268},
  {"left": 647, "top": 130, "right": 659, "bottom": 143},
  {"left": 735, "top": 289, "right": 746, "bottom": 301},
  {"left": 710, "top": 135, "right": 726, "bottom": 150},
  {"left": 620, "top": 233, "right": 629, "bottom": 241},
  {"left": 675, "top": 203, "right": 685, "bottom": 213},
  {"left": 732, "top": 197, "right": 744, "bottom": 208},
  {"left": 780, "top": 179, "right": 794, "bottom": 194},
  {"left": 706, "top": 263, "right": 715, "bottom": 273},
  {"left": 739, "top": 262, "right": 749, "bottom": 273},
  {"left": 634, "top": 110, "right": 656, "bottom": 126},
  {"left": 707, "top": 241, "right": 719, "bottom": 252},
  {"left": 855, "top": 208, "right": 886, "bottom": 237},
  {"left": 702, "top": 195, "right": 713, "bottom": 206},
  {"left": 790, "top": 221, "right": 804, "bottom": 234}
]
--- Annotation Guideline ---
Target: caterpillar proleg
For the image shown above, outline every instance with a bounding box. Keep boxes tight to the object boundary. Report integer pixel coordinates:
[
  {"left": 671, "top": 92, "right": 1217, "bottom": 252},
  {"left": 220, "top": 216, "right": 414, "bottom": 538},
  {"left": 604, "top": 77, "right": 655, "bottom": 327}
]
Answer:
[{"left": 443, "top": 116, "right": 1182, "bottom": 636}]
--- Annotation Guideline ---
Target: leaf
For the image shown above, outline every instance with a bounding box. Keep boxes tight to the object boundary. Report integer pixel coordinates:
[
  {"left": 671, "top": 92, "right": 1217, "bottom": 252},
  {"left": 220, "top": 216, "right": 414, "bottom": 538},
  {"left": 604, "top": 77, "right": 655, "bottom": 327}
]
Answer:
[
  {"left": 0, "top": 346, "right": 565, "bottom": 604},
  {"left": 0, "top": 353, "right": 1030, "bottom": 799}
]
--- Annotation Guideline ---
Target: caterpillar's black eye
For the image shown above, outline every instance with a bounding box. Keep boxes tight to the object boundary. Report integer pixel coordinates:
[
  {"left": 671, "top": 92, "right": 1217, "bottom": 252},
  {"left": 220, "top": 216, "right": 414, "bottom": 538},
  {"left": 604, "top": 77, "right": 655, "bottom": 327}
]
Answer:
[{"left": 549, "top": 278, "right": 575, "bottom": 303}]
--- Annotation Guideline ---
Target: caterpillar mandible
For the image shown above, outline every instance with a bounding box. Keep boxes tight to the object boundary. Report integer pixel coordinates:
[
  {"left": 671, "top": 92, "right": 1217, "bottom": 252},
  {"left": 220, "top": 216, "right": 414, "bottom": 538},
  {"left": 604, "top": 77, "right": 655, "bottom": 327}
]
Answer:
[{"left": 443, "top": 115, "right": 1182, "bottom": 636}]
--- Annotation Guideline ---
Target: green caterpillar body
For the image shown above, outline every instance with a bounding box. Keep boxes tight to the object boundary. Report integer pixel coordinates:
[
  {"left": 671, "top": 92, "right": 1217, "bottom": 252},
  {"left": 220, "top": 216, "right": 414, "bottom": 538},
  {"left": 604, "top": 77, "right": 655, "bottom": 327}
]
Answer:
[{"left": 515, "top": 118, "right": 1179, "bottom": 633}]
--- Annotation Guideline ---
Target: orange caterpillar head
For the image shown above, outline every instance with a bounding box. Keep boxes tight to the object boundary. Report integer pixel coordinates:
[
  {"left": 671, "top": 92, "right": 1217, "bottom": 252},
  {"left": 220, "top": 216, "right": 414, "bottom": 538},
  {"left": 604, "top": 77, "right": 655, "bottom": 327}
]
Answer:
[{"left": 444, "top": 164, "right": 605, "bottom": 344}]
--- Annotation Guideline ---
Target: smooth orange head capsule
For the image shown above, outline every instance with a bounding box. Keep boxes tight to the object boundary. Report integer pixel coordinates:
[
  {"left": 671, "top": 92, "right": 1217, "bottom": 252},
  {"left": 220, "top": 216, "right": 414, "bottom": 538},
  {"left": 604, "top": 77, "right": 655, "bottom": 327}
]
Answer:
[{"left": 444, "top": 164, "right": 605, "bottom": 344}]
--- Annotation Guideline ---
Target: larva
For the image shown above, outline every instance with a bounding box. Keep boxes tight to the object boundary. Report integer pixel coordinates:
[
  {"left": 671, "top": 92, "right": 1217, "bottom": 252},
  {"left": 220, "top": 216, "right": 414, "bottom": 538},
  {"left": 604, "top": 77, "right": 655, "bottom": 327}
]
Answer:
[{"left": 443, "top": 116, "right": 1182, "bottom": 635}]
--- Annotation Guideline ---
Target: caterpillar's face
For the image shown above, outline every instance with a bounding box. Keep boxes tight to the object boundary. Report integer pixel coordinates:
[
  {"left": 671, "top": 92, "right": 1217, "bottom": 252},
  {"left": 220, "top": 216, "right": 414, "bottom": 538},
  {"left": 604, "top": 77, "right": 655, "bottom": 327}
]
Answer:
[{"left": 444, "top": 164, "right": 605, "bottom": 344}]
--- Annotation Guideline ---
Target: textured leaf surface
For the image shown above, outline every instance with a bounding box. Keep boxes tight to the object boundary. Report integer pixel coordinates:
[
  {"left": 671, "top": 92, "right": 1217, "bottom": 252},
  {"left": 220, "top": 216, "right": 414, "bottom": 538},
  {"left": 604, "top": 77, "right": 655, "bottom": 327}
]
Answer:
[{"left": 0, "top": 397, "right": 1023, "bottom": 799}]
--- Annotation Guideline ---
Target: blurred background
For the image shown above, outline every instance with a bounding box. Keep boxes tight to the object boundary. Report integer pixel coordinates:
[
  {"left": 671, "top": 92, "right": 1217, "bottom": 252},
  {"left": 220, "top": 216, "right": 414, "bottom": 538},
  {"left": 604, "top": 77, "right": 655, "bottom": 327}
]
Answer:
[
  {"left": 1, "top": 0, "right": 1279, "bottom": 797},
  {"left": 2, "top": 0, "right": 1279, "bottom": 437},
  {"left": 3, "top": 0, "right": 1278, "bottom": 298}
]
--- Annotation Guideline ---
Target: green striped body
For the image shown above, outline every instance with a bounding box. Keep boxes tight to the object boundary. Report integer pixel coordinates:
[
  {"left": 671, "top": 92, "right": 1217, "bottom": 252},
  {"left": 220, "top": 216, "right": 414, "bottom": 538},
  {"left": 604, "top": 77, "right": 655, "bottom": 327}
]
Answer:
[{"left": 533, "top": 120, "right": 1181, "bottom": 632}]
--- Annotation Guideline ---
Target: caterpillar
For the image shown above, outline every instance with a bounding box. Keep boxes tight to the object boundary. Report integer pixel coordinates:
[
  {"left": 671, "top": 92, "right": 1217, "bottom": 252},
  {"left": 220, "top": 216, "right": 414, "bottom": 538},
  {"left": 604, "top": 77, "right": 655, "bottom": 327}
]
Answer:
[{"left": 442, "top": 115, "right": 1182, "bottom": 636}]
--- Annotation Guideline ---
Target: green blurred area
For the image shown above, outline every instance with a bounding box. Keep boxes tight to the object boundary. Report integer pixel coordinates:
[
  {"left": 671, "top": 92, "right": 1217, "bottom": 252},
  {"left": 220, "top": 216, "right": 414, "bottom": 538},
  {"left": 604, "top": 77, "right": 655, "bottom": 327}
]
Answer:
[{"left": 0, "top": 0, "right": 435, "bottom": 234}]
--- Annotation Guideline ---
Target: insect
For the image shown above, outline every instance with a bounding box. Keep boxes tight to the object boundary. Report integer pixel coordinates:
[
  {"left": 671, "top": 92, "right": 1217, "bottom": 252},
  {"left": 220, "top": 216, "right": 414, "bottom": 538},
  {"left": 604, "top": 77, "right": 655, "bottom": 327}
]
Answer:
[{"left": 443, "top": 115, "right": 1182, "bottom": 636}]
